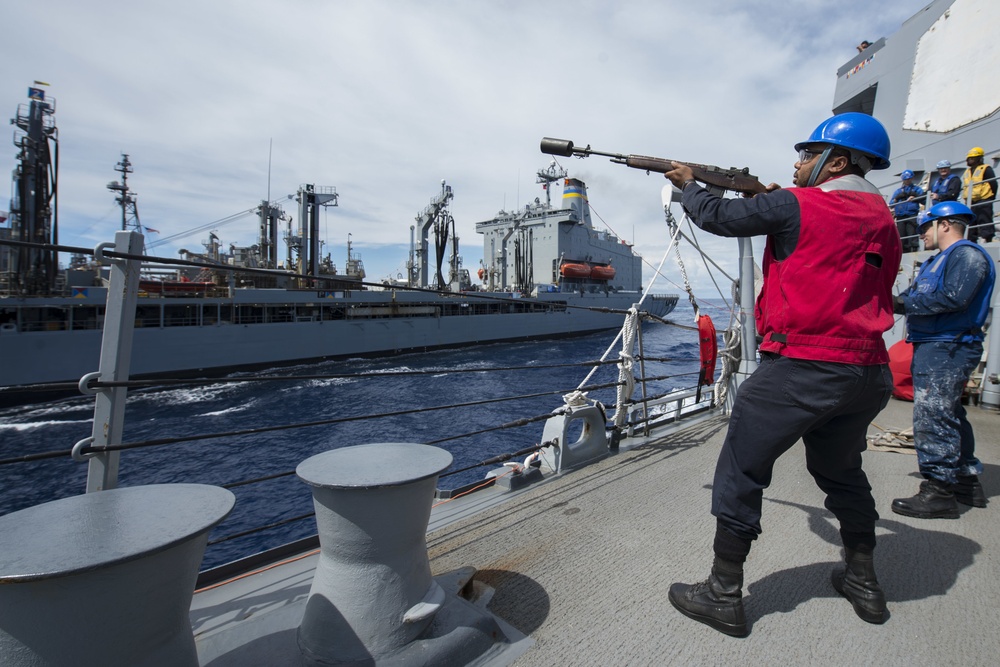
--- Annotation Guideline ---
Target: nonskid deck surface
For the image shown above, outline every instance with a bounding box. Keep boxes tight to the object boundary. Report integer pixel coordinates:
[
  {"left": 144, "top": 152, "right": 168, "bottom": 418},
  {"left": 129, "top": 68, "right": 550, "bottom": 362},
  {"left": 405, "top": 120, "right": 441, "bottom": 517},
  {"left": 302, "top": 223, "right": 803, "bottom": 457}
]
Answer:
[
  {"left": 426, "top": 397, "right": 1000, "bottom": 666},
  {"left": 190, "top": 397, "right": 1000, "bottom": 666}
]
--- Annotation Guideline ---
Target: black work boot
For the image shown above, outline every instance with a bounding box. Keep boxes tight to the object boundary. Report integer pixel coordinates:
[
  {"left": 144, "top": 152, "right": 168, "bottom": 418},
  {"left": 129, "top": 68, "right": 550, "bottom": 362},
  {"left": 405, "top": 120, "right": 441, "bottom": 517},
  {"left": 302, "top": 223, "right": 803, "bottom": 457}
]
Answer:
[
  {"left": 955, "top": 474, "right": 987, "bottom": 508},
  {"left": 831, "top": 549, "right": 887, "bottom": 624},
  {"left": 891, "top": 479, "right": 959, "bottom": 519},
  {"left": 668, "top": 558, "right": 748, "bottom": 637}
]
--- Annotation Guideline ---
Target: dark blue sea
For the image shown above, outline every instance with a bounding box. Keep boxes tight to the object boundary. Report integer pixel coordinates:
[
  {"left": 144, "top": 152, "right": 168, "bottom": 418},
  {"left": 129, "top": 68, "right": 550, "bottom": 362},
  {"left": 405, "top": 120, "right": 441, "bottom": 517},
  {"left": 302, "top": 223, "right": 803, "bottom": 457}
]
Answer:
[{"left": 0, "top": 300, "right": 730, "bottom": 569}]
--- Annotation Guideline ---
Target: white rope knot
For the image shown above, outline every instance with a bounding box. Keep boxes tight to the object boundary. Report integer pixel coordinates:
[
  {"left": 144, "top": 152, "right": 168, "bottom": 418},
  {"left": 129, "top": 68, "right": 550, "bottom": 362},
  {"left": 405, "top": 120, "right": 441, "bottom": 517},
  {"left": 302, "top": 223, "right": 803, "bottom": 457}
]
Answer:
[{"left": 562, "top": 390, "right": 590, "bottom": 407}]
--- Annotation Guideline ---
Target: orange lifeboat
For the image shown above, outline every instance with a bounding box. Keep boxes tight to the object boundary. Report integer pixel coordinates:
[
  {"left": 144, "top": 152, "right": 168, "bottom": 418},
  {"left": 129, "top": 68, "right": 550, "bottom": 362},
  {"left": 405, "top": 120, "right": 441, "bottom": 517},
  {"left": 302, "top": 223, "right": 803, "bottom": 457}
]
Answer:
[
  {"left": 559, "top": 263, "right": 591, "bottom": 279},
  {"left": 477, "top": 267, "right": 486, "bottom": 281},
  {"left": 590, "top": 265, "right": 616, "bottom": 280}
]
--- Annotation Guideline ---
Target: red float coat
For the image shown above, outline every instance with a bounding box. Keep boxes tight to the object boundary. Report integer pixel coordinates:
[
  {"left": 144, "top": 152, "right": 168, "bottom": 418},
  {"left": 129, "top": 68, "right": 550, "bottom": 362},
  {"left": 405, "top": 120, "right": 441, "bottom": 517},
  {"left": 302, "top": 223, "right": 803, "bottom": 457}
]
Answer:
[{"left": 755, "top": 182, "right": 900, "bottom": 365}]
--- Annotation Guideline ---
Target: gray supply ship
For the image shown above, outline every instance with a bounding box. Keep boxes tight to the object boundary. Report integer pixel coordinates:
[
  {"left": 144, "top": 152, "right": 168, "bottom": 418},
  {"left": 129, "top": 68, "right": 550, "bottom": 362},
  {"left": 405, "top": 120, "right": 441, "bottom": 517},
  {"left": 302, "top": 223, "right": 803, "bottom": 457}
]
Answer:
[
  {"left": 0, "top": 102, "right": 677, "bottom": 400},
  {"left": 3, "top": 2, "right": 1000, "bottom": 666}
]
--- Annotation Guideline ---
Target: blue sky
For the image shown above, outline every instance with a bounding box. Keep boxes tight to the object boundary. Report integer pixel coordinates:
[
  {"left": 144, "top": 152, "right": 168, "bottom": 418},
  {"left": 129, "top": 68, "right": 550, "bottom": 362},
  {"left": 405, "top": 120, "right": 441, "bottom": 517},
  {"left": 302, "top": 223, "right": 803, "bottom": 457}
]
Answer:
[{"left": 1, "top": 0, "right": 930, "bottom": 295}]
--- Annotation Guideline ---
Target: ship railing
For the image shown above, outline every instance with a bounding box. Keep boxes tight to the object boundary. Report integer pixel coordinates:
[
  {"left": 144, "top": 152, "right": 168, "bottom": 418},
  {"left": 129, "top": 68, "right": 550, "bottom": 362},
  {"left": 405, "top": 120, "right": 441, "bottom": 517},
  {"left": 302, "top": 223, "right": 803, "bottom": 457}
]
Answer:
[
  {"left": 883, "top": 171, "right": 1000, "bottom": 248},
  {"left": 0, "top": 230, "right": 725, "bottom": 574}
]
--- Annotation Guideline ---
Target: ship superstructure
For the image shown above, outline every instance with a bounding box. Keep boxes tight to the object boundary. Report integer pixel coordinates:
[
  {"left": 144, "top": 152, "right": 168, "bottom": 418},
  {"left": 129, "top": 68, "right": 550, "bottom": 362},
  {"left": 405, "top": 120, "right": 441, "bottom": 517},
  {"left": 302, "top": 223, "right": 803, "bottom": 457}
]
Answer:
[
  {"left": 833, "top": 0, "right": 999, "bottom": 195},
  {"left": 0, "top": 89, "right": 677, "bottom": 399},
  {"left": 477, "top": 162, "right": 642, "bottom": 296}
]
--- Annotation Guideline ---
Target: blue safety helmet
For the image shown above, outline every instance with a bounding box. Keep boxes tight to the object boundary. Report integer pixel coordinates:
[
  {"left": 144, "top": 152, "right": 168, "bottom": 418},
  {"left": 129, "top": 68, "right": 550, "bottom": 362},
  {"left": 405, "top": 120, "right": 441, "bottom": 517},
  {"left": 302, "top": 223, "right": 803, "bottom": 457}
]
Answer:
[
  {"left": 901, "top": 169, "right": 914, "bottom": 180},
  {"left": 794, "top": 112, "right": 891, "bottom": 171},
  {"left": 925, "top": 201, "right": 975, "bottom": 225},
  {"left": 936, "top": 160, "right": 952, "bottom": 169}
]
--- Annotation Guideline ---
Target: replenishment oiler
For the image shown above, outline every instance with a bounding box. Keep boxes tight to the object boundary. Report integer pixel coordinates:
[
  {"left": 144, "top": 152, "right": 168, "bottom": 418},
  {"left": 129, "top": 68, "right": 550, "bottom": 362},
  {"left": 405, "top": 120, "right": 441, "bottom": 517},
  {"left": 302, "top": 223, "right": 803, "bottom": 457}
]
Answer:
[
  {"left": 0, "top": 97, "right": 677, "bottom": 402},
  {"left": 3, "top": 1, "right": 999, "bottom": 666}
]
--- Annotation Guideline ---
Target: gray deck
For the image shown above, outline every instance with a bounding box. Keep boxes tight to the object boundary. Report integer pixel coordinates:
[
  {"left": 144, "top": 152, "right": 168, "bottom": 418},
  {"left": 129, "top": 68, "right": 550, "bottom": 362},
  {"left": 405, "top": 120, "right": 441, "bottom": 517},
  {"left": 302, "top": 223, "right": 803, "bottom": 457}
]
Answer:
[{"left": 427, "top": 397, "right": 1000, "bottom": 666}]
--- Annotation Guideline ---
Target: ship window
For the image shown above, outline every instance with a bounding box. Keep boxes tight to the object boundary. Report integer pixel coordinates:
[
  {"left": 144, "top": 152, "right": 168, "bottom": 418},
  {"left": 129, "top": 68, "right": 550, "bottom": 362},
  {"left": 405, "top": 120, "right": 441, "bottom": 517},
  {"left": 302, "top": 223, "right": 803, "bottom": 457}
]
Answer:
[
  {"left": 833, "top": 84, "right": 877, "bottom": 116},
  {"left": 235, "top": 305, "right": 264, "bottom": 325},
  {"left": 134, "top": 305, "right": 161, "bottom": 328},
  {"left": 164, "top": 304, "right": 200, "bottom": 327},
  {"left": 70, "top": 306, "right": 104, "bottom": 331},
  {"left": 18, "top": 307, "right": 70, "bottom": 332}
]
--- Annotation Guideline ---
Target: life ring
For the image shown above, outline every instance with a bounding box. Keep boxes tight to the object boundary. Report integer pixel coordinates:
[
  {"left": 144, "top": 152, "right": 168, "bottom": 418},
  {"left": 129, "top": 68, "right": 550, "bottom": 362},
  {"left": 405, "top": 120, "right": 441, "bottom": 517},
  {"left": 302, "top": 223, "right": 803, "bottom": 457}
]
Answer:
[{"left": 697, "top": 314, "right": 717, "bottom": 387}]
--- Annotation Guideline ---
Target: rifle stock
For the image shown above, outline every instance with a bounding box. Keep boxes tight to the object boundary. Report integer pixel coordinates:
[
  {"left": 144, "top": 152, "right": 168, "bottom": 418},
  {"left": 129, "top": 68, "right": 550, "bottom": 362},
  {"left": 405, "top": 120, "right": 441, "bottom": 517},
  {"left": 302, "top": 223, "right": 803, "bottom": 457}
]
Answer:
[{"left": 540, "top": 137, "right": 766, "bottom": 196}]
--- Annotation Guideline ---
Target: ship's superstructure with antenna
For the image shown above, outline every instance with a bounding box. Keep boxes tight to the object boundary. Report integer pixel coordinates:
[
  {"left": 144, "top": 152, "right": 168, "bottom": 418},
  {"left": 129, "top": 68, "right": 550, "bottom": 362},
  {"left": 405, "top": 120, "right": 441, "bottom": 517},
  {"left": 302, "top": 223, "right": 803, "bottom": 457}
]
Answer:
[{"left": 0, "top": 87, "right": 677, "bottom": 398}]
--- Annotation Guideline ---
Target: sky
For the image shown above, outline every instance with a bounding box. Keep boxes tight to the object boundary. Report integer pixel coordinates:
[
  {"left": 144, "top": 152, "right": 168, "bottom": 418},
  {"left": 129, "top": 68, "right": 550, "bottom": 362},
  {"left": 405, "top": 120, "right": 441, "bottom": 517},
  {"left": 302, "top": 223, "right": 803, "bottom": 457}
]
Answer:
[{"left": 1, "top": 0, "right": 931, "bottom": 298}]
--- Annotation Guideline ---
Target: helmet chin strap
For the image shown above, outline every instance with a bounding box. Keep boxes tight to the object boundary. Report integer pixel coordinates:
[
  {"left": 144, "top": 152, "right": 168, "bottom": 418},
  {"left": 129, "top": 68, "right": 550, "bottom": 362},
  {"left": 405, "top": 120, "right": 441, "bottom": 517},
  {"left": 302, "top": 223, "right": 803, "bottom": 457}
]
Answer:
[{"left": 806, "top": 146, "right": 834, "bottom": 187}]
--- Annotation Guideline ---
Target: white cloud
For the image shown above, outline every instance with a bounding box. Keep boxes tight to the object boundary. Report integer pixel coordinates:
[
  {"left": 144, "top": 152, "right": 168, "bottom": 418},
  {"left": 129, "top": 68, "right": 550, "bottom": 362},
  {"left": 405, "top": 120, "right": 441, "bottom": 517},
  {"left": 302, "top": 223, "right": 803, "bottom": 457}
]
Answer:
[{"left": 1, "top": 0, "right": 927, "bottom": 293}]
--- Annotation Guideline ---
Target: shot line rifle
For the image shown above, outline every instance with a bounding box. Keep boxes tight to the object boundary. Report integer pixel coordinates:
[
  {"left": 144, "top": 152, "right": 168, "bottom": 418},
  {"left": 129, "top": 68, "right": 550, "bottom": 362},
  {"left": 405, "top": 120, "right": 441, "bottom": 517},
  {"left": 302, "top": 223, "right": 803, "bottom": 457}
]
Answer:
[{"left": 540, "top": 137, "right": 766, "bottom": 196}]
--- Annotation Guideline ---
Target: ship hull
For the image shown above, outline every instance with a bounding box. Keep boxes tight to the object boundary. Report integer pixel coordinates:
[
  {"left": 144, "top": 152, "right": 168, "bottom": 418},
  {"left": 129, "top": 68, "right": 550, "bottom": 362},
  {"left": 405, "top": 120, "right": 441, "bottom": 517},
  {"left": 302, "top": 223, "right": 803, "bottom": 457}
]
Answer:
[{"left": 0, "top": 289, "right": 677, "bottom": 401}]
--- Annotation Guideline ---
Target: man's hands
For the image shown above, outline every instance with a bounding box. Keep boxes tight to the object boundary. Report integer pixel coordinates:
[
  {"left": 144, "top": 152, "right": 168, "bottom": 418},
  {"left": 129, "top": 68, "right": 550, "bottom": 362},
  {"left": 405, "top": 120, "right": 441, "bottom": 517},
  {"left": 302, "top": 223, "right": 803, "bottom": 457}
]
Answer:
[
  {"left": 664, "top": 161, "right": 781, "bottom": 196},
  {"left": 893, "top": 295, "right": 906, "bottom": 314},
  {"left": 663, "top": 161, "right": 695, "bottom": 189}
]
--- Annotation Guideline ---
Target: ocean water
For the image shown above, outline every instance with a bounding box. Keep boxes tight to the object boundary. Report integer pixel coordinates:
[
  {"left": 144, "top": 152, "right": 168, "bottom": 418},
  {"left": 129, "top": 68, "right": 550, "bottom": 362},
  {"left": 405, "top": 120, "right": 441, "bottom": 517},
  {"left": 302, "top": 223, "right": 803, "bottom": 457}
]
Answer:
[{"left": 0, "top": 300, "right": 731, "bottom": 569}]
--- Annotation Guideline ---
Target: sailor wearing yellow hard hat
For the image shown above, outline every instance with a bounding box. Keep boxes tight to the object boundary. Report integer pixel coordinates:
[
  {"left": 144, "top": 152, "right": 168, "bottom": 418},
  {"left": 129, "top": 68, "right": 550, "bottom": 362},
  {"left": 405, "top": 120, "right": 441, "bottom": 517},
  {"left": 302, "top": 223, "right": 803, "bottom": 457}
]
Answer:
[{"left": 961, "top": 147, "right": 997, "bottom": 243}]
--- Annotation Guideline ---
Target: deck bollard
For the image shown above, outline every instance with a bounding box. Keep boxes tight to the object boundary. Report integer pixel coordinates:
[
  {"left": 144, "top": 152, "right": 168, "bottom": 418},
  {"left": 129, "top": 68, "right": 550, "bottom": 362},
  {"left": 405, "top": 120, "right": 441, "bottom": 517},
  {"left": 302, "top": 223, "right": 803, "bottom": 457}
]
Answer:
[
  {"left": 0, "top": 484, "right": 235, "bottom": 667},
  {"left": 296, "top": 442, "right": 506, "bottom": 665}
]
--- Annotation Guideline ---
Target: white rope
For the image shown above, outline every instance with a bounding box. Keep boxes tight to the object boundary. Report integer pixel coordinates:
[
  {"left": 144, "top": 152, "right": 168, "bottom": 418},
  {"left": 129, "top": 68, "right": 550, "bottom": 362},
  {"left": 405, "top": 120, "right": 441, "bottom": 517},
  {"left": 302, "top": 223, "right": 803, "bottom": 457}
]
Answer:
[
  {"left": 664, "top": 207, "right": 699, "bottom": 322},
  {"left": 612, "top": 307, "right": 639, "bottom": 428},
  {"left": 561, "top": 390, "right": 590, "bottom": 407}
]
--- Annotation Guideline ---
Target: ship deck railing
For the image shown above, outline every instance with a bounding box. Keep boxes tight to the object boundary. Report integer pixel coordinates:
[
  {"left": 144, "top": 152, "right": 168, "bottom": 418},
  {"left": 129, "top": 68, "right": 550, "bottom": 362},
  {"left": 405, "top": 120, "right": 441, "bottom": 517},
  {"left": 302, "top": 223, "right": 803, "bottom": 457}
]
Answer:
[{"left": 0, "top": 230, "right": 703, "bottom": 571}]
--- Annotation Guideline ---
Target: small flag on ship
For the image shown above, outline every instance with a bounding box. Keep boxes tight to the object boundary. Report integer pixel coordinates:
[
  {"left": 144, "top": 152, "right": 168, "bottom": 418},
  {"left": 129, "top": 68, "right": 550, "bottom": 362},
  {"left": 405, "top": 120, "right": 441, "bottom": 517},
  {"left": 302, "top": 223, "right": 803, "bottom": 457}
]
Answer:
[{"left": 28, "top": 87, "right": 45, "bottom": 101}]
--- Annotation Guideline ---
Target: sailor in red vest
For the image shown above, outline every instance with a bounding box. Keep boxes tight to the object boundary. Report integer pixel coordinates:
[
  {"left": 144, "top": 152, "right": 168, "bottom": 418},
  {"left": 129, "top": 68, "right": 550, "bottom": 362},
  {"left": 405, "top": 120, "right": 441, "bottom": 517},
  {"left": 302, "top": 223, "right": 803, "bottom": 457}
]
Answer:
[
  {"left": 891, "top": 201, "right": 995, "bottom": 518},
  {"left": 663, "top": 113, "right": 901, "bottom": 636}
]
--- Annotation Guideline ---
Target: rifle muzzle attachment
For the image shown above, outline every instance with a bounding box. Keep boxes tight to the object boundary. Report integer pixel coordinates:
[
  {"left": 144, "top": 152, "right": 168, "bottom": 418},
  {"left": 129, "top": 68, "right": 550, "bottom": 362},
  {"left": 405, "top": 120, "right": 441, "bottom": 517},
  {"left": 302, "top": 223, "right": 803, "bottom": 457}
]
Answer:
[{"left": 540, "top": 137, "right": 575, "bottom": 158}]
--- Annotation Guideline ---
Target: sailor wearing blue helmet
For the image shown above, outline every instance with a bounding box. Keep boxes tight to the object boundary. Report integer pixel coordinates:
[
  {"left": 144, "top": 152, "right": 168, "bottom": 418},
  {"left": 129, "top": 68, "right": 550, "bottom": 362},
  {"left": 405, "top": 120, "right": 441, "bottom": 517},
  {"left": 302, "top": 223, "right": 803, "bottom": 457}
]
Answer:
[
  {"left": 889, "top": 168, "right": 925, "bottom": 252},
  {"left": 664, "top": 112, "right": 901, "bottom": 635},
  {"left": 892, "top": 200, "right": 995, "bottom": 518},
  {"left": 930, "top": 159, "right": 960, "bottom": 205}
]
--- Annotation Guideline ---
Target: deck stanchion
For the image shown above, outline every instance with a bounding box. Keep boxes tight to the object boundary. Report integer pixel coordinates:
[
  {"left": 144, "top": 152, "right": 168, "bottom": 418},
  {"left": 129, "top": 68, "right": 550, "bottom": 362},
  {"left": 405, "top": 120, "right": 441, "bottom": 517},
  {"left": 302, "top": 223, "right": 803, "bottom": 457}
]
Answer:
[{"left": 85, "top": 230, "right": 143, "bottom": 492}]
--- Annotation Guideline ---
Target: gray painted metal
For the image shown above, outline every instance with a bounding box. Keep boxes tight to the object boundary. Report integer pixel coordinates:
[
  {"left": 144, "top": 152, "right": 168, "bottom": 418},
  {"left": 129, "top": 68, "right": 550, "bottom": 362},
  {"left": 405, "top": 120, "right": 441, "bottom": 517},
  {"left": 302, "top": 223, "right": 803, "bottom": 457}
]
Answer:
[
  {"left": 735, "top": 236, "right": 758, "bottom": 393},
  {"left": 85, "top": 230, "right": 142, "bottom": 491},
  {"left": 539, "top": 404, "right": 609, "bottom": 473},
  {"left": 295, "top": 443, "right": 508, "bottom": 665},
  {"left": 833, "top": 0, "right": 998, "bottom": 194},
  {"left": 0, "top": 484, "right": 234, "bottom": 667},
  {"left": 426, "top": 398, "right": 1000, "bottom": 666},
  {"left": 982, "top": 281, "right": 1000, "bottom": 409}
]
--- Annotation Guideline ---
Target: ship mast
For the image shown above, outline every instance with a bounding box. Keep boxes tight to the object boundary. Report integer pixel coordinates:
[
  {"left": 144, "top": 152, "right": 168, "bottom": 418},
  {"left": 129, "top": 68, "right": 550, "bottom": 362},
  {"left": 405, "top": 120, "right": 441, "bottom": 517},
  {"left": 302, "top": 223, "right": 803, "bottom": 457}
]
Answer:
[
  {"left": 5, "top": 83, "right": 59, "bottom": 296},
  {"left": 106, "top": 153, "right": 140, "bottom": 233}
]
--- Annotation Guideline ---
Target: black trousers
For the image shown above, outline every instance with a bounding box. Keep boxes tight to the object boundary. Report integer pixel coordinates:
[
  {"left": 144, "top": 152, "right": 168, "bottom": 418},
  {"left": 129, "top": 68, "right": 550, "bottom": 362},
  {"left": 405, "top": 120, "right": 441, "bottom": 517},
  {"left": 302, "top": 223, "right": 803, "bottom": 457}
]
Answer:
[
  {"left": 711, "top": 353, "right": 893, "bottom": 542},
  {"left": 968, "top": 201, "right": 994, "bottom": 242}
]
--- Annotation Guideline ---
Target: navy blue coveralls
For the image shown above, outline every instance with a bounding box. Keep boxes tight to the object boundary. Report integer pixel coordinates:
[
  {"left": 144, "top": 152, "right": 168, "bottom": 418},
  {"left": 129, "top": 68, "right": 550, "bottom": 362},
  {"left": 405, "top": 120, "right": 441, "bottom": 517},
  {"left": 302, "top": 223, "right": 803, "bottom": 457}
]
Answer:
[
  {"left": 900, "top": 241, "right": 995, "bottom": 484},
  {"left": 680, "top": 179, "right": 895, "bottom": 560}
]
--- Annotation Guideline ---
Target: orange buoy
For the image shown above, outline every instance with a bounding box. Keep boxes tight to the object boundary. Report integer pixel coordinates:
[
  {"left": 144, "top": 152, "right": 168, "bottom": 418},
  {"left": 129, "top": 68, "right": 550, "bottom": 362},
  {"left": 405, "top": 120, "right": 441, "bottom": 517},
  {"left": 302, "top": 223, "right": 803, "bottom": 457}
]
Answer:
[{"left": 697, "top": 314, "right": 717, "bottom": 387}]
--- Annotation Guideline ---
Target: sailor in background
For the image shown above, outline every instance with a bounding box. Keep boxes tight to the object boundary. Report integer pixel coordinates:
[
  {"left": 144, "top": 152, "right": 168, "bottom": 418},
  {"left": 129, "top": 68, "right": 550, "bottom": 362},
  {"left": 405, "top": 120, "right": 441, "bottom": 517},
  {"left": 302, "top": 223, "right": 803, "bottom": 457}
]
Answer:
[
  {"left": 889, "top": 169, "right": 924, "bottom": 252},
  {"left": 961, "top": 147, "right": 997, "bottom": 243},
  {"left": 663, "top": 113, "right": 901, "bottom": 636},
  {"left": 891, "top": 202, "right": 995, "bottom": 518},
  {"left": 929, "top": 160, "right": 960, "bottom": 204}
]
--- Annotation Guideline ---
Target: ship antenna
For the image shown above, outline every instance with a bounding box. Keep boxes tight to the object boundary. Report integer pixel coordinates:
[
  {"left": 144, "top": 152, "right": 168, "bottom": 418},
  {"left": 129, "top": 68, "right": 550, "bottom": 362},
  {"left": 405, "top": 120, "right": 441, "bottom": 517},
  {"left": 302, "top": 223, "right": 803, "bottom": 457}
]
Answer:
[
  {"left": 267, "top": 138, "right": 272, "bottom": 202},
  {"left": 107, "top": 153, "right": 139, "bottom": 233},
  {"left": 535, "top": 159, "right": 568, "bottom": 209}
]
